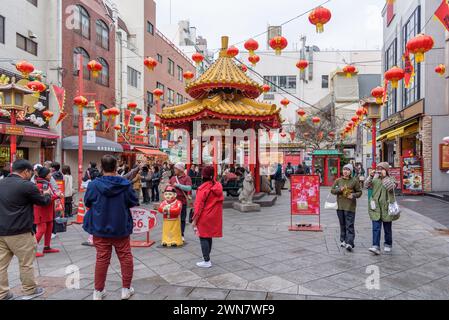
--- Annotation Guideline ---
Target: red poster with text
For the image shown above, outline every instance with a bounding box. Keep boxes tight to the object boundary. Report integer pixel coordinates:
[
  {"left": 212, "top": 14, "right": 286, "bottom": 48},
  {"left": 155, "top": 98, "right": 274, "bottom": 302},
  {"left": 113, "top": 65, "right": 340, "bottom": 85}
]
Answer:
[{"left": 291, "top": 175, "right": 320, "bottom": 216}]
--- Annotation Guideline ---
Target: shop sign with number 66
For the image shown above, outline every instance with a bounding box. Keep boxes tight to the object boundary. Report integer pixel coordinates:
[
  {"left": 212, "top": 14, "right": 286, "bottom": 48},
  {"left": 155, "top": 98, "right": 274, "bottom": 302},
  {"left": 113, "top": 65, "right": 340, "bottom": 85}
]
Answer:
[{"left": 131, "top": 208, "right": 157, "bottom": 234}]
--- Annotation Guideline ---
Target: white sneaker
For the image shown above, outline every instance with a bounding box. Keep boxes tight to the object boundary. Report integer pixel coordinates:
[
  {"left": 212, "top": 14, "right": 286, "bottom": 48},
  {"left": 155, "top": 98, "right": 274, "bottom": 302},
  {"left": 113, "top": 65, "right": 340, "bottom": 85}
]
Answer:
[
  {"left": 384, "top": 246, "right": 392, "bottom": 253},
  {"left": 368, "top": 247, "right": 381, "bottom": 255},
  {"left": 196, "top": 261, "right": 212, "bottom": 268},
  {"left": 340, "top": 241, "right": 346, "bottom": 248},
  {"left": 121, "top": 287, "right": 135, "bottom": 300},
  {"left": 51, "top": 233, "right": 57, "bottom": 239},
  {"left": 93, "top": 290, "right": 107, "bottom": 300},
  {"left": 345, "top": 244, "right": 353, "bottom": 252},
  {"left": 182, "top": 237, "right": 185, "bottom": 242}
]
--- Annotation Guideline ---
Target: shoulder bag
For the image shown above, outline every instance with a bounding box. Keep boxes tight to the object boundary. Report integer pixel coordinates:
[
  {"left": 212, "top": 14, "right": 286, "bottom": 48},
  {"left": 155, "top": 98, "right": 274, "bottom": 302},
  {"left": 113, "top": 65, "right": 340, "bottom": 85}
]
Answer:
[
  {"left": 176, "top": 176, "right": 193, "bottom": 208},
  {"left": 388, "top": 189, "right": 401, "bottom": 217}
]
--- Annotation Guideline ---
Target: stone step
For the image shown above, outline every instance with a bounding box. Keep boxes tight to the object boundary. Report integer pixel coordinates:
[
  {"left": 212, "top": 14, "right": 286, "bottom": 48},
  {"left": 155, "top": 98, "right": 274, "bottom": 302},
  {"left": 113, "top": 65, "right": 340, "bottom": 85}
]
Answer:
[{"left": 254, "top": 195, "right": 277, "bottom": 207}]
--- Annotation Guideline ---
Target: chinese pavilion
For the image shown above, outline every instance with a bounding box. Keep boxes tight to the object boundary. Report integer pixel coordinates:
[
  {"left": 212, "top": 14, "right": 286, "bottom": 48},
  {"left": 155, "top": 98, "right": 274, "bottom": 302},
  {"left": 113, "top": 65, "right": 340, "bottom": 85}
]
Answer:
[{"left": 158, "top": 36, "right": 282, "bottom": 192}]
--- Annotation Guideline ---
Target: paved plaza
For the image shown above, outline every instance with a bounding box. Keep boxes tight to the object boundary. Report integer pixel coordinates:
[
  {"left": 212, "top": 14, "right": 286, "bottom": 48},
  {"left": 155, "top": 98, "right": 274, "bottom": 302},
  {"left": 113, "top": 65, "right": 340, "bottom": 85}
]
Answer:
[{"left": 6, "top": 188, "right": 449, "bottom": 300}]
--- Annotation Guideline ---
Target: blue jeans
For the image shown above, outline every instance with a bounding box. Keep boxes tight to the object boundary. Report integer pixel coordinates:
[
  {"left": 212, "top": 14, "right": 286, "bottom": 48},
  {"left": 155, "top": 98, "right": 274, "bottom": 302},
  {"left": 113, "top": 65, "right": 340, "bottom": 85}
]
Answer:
[{"left": 372, "top": 220, "right": 392, "bottom": 248}]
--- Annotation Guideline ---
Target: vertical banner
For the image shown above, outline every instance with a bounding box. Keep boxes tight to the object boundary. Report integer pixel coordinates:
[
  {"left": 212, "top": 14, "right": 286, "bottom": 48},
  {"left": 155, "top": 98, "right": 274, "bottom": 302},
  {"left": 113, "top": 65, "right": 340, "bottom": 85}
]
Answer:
[
  {"left": 124, "top": 109, "right": 131, "bottom": 133},
  {"left": 435, "top": 0, "right": 449, "bottom": 32},
  {"left": 403, "top": 50, "right": 414, "bottom": 89},
  {"left": 52, "top": 85, "right": 67, "bottom": 125}
]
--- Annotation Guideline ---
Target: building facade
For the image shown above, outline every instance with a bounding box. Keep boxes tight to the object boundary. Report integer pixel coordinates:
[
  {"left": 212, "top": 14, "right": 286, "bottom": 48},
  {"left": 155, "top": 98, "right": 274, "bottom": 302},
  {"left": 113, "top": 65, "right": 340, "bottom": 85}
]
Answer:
[{"left": 381, "top": 0, "right": 449, "bottom": 192}]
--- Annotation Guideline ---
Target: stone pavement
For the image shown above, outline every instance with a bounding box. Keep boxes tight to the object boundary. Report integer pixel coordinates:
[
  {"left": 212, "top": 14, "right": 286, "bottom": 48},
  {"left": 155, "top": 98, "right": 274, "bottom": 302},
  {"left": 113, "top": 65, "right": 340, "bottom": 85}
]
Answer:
[
  {"left": 5, "top": 188, "right": 449, "bottom": 300},
  {"left": 398, "top": 195, "right": 449, "bottom": 228}
]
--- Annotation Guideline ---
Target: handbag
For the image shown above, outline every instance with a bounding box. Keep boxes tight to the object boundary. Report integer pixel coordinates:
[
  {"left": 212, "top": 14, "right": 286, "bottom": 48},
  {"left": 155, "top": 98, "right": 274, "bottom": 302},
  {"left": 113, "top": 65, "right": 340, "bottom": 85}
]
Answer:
[
  {"left": 176, "top": 176, "right": 193, "bottom": 208},
  {"left": 388, "top": 191, "right": 401, "bottom": 217},
  {"left": 324, "top": 193, "right": 338, "bottom": 210},
  {"left": 54, "top": 217, "right": 68, "bottom": 233},
  {"left": 54, "top": 198, "right": 64, "bottom": 213}
]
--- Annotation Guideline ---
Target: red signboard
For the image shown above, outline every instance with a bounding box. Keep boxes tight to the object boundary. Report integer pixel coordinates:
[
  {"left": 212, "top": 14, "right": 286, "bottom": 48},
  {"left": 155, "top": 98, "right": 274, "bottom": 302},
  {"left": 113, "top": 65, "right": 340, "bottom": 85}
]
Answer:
[
  {"left": 388, "top": 168, "right": 402, "bottom": 190},
  {"left": 289, "top": 175, "right": 322, "bottom": 232}
]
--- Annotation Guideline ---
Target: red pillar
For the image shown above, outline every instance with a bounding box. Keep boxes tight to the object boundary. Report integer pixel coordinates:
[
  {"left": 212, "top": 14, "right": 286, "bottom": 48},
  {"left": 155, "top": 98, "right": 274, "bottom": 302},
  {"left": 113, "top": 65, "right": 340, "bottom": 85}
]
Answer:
[
  {"left": 249, "top": 125, "right": 256, "bottom": 179},
  {"left": 213, "top": 136, "right": 218, "bottom": 180},
  {"left": 372, "top": 118, "right": 377, "bottom": 169},
  {"left": 10, "top": 110, "right": 17, "bottom": 167},
  {"left": 255, "top": 128, "right": 260, "bottom": 193},
  {"left": 78, "top": 54, "right": 84, "bottom": 191},
  {"left": 186, "top": 129, "right": 192, "bottom": 172}
]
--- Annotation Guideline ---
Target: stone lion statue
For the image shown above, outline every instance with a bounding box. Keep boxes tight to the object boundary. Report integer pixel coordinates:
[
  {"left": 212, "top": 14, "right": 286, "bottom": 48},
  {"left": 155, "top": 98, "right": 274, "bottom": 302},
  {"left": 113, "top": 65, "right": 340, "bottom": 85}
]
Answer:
[{"left": 239, "top": 173, "right": 255, "bottom": 204}]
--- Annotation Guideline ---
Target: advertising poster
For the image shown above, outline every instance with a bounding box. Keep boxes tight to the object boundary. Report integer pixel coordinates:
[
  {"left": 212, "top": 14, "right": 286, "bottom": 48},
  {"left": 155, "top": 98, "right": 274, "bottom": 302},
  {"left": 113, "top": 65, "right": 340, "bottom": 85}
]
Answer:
[
  {"left": 290, "top": 175, "right": 320, "bottom": 216},
  {"left": 131, "top": 208, "right": 157, "bottom": 234},
  {"left": 440, "top": 144, "right": 449, "bottom": 170},
  {"left": 402, "top": 156, "right": 423, "bottom": 194},
  {"left": 388, "top": 168, "right": 402, "bottom": 190}
]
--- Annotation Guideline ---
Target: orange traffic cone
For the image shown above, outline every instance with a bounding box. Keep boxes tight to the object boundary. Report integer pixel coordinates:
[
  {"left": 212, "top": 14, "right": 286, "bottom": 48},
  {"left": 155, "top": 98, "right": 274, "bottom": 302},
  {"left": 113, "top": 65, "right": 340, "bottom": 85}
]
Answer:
[{"left": 73, "top": 199, "right": 86, "bottom": 225}]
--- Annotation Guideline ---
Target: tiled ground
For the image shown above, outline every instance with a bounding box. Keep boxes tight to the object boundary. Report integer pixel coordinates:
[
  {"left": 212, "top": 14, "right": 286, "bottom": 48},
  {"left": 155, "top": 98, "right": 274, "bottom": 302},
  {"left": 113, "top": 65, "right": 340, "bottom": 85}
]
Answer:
[{"left": 5, "top": 188, "right": 449, "bottom": 300}]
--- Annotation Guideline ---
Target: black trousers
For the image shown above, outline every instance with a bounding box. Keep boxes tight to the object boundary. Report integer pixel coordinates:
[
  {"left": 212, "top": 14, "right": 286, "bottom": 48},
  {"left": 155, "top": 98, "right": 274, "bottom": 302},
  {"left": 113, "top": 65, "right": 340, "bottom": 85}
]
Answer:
[
  {"left": 200, "top": 238, "right": 213, "bottom": 262},
  {"left": 337, "top": 210, "right": 356, "bottom": 247},
  {"left": 151, "top": 184, "right": 160, "bottom": 202},
  {"left": 64, "top": 196, "right": 73, "bottom": 217},
  {"left": 142, "top": 188, "right": 150, "bottom": 203},
  {"left": 180, "top": 204, "right": 187, "bottom": 236}
]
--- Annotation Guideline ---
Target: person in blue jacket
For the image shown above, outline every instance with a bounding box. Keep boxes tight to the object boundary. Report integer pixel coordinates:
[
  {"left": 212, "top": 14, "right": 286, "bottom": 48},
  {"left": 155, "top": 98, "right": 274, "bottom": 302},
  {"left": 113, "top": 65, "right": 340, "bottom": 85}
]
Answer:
[{"left": 83, "top": 155, "right": 139, "bottom": 301}]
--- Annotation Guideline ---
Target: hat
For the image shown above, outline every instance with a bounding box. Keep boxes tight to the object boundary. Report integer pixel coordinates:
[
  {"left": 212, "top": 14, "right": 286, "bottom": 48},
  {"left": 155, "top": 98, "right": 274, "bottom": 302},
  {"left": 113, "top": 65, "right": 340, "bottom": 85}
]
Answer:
[
  {"left": 174, "top": 162, "right": 185, "bottom": 171},
  {"left": 201, "top": 166, "right": 215, "bottom": 179},
  {"left": 164, "top": 185, "right": 176, "bottom": 193},
  {"left": 343, "top": 164, "right": 353, "bottom": 172},
  {"left": 33, "top": 164, "right": 42, "bottom": 171},
  {"left": 37, "top": 166, "right": 51, "bottom": 179},
  {"left": 377, "top": 162, "right": 390, "bottom": 172}
]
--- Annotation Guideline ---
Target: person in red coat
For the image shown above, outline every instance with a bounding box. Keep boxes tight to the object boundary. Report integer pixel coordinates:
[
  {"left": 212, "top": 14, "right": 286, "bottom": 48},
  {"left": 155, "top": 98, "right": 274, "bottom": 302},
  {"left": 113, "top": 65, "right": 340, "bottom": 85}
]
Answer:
[
  {"left": 34, "top": 167, "right": 60, "bottom": 258},
  {"left": 192, "top": 166, "right": 224, "bottom": 268}
]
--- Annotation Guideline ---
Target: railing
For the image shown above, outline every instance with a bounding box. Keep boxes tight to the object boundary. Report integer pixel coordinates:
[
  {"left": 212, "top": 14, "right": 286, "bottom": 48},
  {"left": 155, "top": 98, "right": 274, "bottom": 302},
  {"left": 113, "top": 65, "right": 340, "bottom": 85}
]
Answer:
[{"left": 155, "top": 29, "right": 193, "bottom": 65}]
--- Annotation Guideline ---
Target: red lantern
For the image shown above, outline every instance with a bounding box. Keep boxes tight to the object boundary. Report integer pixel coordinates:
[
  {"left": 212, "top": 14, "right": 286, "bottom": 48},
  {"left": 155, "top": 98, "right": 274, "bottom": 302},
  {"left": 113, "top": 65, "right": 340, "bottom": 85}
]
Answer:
[
  {"left": 144, "top": 57, "right": 158, "bottom": 71},
  {"left": 153, "top": 88, "right": 164, "bottom": 101},
  {"left": 262, "top": 84, "right": 271, "bottom": 93},
  {"left": 183, "top": 71, "right": 195, "bottom": 82},
  {"left": 248, "top": 55, "right": 260, "bottom": 67},
  {"left": 280, "top": 132, "right": 287, "bottom": 138},
  {"left": 134, "top": 115, "right": 144, "bottom": 123},
  {"left": 138, "top": 129, "right": 145, "bottom": 135},
  {"left": 351, "top": 116, "right": 359, "bottom": 124},
  {"left": 406, "top": 34, "right": 434, "bottom": 63},
  {"left": 356, "top": 107, "right": 365, "bottom": 118},
  {"left": 296, "top": 60, "right": 309, "bottom": 72},
  {"left": 27, "top": 81, "right": 47, "bottom": 97},
  {"left": 102, "top": 109, "right": 111, "bottom": 117},
  {"left": 227, "top": 46, "right": 239, "bottom": 58},
  {"left": 312, "top": 116, "right": 321, "bottom": 126},
  {"left": 154, "top": 120, "right": 161, "bottom": 128},
  {"left": 309, "top": 6, "right": 332, "bottom": 33},
  {"left": 113, "top": 125, "right": 121, "bottom": 131},
  {"left": 74, "top": 96, "right": 88, "bottom": 109},
  {"left": 192, "top": 52, "right": 204, "bottom": 66},
  {"left": 343, "top": 65, "right": 357, "bottom": 78},
  {"left": 240, "top": 64, "right": 248, "bottom": 73},
  {"left": 42, "top": 110, "right": 54, "bottom": 122},
  {"left": 108, "top": 107, "right": 121, "bottom": 120},
  {"left": 87, "top": 60, "right": 103, "bottom": 78},
  {"left": 15, "top": 61, "right": 35, "bottom": 78},
  {"left": 269, "top": 36, "right": 288, "bottom": 56},
  {"left": 371, "top": 86, "right": 385, "bottom": 104},
  {"left": 127, "top": 102, "right": 137, "bottom": 110},
  {"left": 244, "top": 39, "right": 259, "bottom": 56},
  {"left": 385, "top": 66, "right": 405, "bottom": 89},
  {"left": 297, "top": 109, "right": 306, "bottom": 117},
  {"left": 280, "top": 98, "right": 290, "bottom": 108},
  {"left": 435, "top": 64, "right": 446, "bottom": 77}
]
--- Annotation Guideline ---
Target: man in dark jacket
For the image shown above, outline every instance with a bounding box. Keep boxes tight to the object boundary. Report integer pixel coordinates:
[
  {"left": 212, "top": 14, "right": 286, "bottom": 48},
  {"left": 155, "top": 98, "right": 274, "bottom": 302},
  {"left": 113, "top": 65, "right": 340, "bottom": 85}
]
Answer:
[
  {"left": 0, "top": 160, "right": 52, "bottom": 300},
  {"left": 83, "top": 155, "right": 139, "bottom": 300},
  {"left": 82, "top": 162, "right": 101, "bottom": 182}
]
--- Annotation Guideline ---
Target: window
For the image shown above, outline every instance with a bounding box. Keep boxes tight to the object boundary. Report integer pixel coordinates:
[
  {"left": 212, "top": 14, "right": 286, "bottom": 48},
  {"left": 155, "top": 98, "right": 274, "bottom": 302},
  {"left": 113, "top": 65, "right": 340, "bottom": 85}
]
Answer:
[
  {"left": 27, "top": 0, "right": 38, "bottom": 6},
  {"left": 147, "top": 21, "right": 154, "bottom": 35},
  {"left": 74, "top": 5, "right": 90, "bottom": 39},
  {"left": 168, "top": 58, "right": 175, "bottom": 76},
  {"left": 385, "top": 38, "right": 398, "bottom": 117},
  {"left": 177, "top": 93, "right": 184, "bottom": 105},
  {"left": 98, "top": 104, "right": 107, "bottom": 131},
  {"left": 157, "top": 82, "right": 165, "bottom": 101},
  {"left": 16, "top": 33, "right": 38, "bottom": 55},
  {"left": 96, "top": 20, "right": 109, "bottom": 50},
  {"left": 263, "top": 76, "right": 296, "bottom": 92},
  {"left": 127, "top": 66, "right": 140, "bottom": 88},
  {"left": 0, "top": 16, "right": 4, "bottom": 44},
  {"left": 402, "top": 6, "right": 421, "bottom": 108},
  {"left": 322, "top": 75, "right": 329, "bottom": 89},
  {"left": 73, "top": 105, "right": 79, "bottom": 128},
  {"left": 177, "top": 66, "right": 183, "bottom": 81},
  {"left": 95, "top": 58, "right": 109, "bottom": 87},
  {"left": 167, "top": 89, "right": 175, "bottom": 105},
  {"left": 263, "top": 76, "right": 277, "bottom": 92},
  {"left": 287, "top": 76, "right": 297, "bottom": 90},
  {"left": 73, "top": 47, "right": 90, "bottom": 80},
  {"left": 157, "top": 54, "right": 162, "bottom": 64},
  {"left": 147, "top": 91, "right": 154, "bottom": 107}
]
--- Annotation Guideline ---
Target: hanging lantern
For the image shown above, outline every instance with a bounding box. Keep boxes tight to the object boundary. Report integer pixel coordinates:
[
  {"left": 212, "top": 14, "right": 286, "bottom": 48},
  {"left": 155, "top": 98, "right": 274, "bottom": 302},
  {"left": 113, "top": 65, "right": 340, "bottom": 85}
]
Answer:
[
  {"left": 240, "top": 64, "right": 248, "bottom": 73},
  {"left": 371, "top": 86, "right": 385, "bottom": 104},
  {"left": 127, "top": 102, "right": 138, "bottom": 110},
  {"left": 15, "top": 61, "right": 35, "bottom": 78},
  {"left": 113, "top": 125, "right": 121, "bottom": 131},
  {"left": 351, "top": 116, "right": 359, "bottom": 124},
  {"left": 280, "top": 98, "right": 290, "bottom": 108},
  {"left": 183, "top": 71, "right": 195, "bottom": 82},
  {"left": 356, "top": 107, "right": 365, "bottom": 119},
  {"left": 154, "top": 120, "right": 161, "bottom": 129},
  {"left": 87, "top": 60, "right": 103, "bottom": 78},
  {"left": 296, "top": 60, "right": 309, "bottom": 72},
  {"left": 244, "top": 39, "right": 259, "bottom": 56},
  {"left": 226, "top": 46, "right": 239, "bottom": 58},
  {"left": 385, "top": 66, "right": 405, "bottom": 89},
  {"left": 144, "top": 57, "right": 158, "bottom": 71},
  {"left": 248, "top": 55, "right": 260, "bottom": 67},
  {"left": 27, "top": 81, "right": 47, "bottom": 97},
  {"left": 102, "top": 109, "right": 111, "bottom": 117},
  {"left": 312, "top": 116, "right": 321, "bottom": 126},
  {"left": 153, "top": 88, "right": 164, "bottom": 101},
  {"left": 435, "top": 64, "right": 446, "bottom": 77},
  {"left": 138, "top": 129, "right": 145, "bottom": 135},
  {"left": 406, "top": 34, "right": 434, "bottom": 63},
  {"left": 134, "top": 115, "right": 144, "bottom": 124},
  {"left": 74, "top": 96, "right": 88, "bottom": 109},
  {"left": 108, "top": 107, "right": 121, "bottom": 121},
  {"left": 309, "top": 6, "right": 332, "bottom": 33},
  {"left": 42, "top": 110, "right": 54, "bottom": 122},
  {"left": 343, "top": 65, "right": 357, "bottom": 78},
  {"left": 192, "top": 52, "right": 204, "bottom": 66},
  {"left": 269, "top": 36, "right": 288, "bottom": 55},
  {"left": 262, "top": 84, "right": 271, "bottom": 93},
  {"left": 297, "top": 109, "right": 307, "bottom": 121}
]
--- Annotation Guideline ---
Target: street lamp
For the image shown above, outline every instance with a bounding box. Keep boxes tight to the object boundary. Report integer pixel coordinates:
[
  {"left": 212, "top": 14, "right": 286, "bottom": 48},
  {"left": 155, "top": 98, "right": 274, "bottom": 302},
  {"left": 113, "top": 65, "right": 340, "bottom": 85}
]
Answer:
[
  {"left": 361, "top": 97, "right": 381, "bottom": 170},
  {"left": 0, "top": 78, "right": 34, "bottom": 165}
]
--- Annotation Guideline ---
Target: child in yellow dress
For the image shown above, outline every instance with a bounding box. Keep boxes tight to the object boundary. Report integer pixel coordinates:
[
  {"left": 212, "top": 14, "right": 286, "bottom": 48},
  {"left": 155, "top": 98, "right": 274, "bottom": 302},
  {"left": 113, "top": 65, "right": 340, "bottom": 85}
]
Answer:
[{"left": 157, "top": 186, "right": 183, "bottom": 247}]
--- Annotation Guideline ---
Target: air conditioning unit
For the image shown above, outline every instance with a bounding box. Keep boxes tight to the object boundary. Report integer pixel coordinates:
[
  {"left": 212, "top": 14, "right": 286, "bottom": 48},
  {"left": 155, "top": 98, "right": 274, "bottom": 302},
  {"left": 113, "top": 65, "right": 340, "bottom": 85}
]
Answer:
[{"left": 28, "top": 31, "right": 37, "bottom": 39}]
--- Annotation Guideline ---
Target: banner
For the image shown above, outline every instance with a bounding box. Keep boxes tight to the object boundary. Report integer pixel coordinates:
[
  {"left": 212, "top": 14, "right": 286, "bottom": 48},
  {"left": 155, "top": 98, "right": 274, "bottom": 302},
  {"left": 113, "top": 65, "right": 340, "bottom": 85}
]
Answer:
[
  {"left": 290, "top": 175, "right": 320, "bottom": 215},
  {"left": 51, "top": 85, "right": 67, "bottom": 125},
  {"left": 435, "top": 0, "right": 449, "bottom": 32},
  {"left": 403, "top": 50, "right": 414, "bottom": 89},
  {"left": 131, "top": 208, "right": 157, "bottom": 234}
]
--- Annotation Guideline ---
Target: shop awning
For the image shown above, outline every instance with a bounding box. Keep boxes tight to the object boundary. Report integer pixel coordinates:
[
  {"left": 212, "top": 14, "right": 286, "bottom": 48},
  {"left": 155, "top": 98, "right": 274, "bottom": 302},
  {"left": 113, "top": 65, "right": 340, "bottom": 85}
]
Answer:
[
  {"left": 62, "top": 136, "right": 123, "bottom": 152},
  {"left": 135, "top": 147, "right": 168, "bottom": 157},
  {"left": 312, "top": 150, "right": 343, "bottom": 156},
  {"left": 23, "top": 128, "right": 60, "bottom": 139},
  {"left": 377, "top": 121, "right": 419, "bottom": 142}
]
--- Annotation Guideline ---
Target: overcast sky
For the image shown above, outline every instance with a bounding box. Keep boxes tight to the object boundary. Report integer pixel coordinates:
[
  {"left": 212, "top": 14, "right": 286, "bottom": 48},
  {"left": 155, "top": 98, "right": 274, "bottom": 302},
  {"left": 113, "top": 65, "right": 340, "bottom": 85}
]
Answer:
[{"left": 155, "top": 0, "right": 385, "bottom": 53}]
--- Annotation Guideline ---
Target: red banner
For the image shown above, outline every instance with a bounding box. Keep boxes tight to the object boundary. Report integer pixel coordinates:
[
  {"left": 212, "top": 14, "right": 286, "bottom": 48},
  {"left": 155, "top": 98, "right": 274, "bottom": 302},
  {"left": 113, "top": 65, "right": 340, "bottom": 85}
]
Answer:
[
  {"left": 403, "top": 50, "right": 414, "bottom": 89},
  {"left": 51, "top": 85, "right": 66, "bottom": 112},
  {"left": 290, "top": 175, "right": 320, "bottom": 215},
  {"left": 435, "top": 0, "right": 449, "bottom": 32}
]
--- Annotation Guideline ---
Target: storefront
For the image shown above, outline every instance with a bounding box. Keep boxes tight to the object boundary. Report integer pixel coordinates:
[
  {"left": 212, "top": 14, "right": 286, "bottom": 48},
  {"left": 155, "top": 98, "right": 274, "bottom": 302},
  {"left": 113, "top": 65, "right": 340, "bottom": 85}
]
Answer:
[
  {"left": 118, "top": 134, "right": 168, "bottom": 168},
  {"left": 312, "top": 150, "right": 342, "bottom": 186}
]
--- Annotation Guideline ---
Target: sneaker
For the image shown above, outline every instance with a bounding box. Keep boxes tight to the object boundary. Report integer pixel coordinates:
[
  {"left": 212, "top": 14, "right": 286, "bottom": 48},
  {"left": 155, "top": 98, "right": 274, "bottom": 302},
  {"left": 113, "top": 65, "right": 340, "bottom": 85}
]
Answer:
[
  {"left": 345, "top": 244, "right": 353, "bottom": 252},
  {"left": 35, "top": 252, "right": 44, "bottom": 258},
  {"left": 20, "top": 287, "right": 45, "bottom": 300},
  {"left": 182, "top": 237, "right": 185, "bottom": 242},
  {"left": 1, "top": 292, "right": 14, "bottom": 300},
  {"left": 369, "top": 247, "right": 381, "bottom": 255},
  {"left": 196, "top": 261, "right": 212, "bottom": 268},
  {"left": 43, "top": 247, "right": 60, "bottom": 254},
  {"left": 121, "top": 287, "right": 135, "bottom": 300},
  {"left": 93, "top": 290, "right": 107, "bottom": 300},
  {"left": 51, "top": 233, "right": 57, "bottom": 239},
  {"left": 384, "top": 246, "right": 392, "bottom": 253},
  {"left": 81, "top": 241, "right": 94, "bottom": 247},
  {"left": 340, "top": 241, "right": 346, "bottom": 248}
]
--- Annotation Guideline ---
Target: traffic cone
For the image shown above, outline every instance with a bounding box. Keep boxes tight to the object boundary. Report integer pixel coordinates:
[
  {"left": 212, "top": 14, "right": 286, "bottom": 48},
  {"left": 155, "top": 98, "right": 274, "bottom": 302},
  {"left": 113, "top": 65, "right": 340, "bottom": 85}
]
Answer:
[{"left": 73, "top": 199, "right": 86, "bottom": 225}]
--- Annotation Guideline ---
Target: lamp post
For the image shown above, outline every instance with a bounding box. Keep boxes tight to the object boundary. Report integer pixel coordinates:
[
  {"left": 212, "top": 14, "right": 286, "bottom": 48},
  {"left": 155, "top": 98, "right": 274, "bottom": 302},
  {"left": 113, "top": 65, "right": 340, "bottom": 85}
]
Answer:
[{"left": 362, "top": 98, "right": 381, "bottom": 170}]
